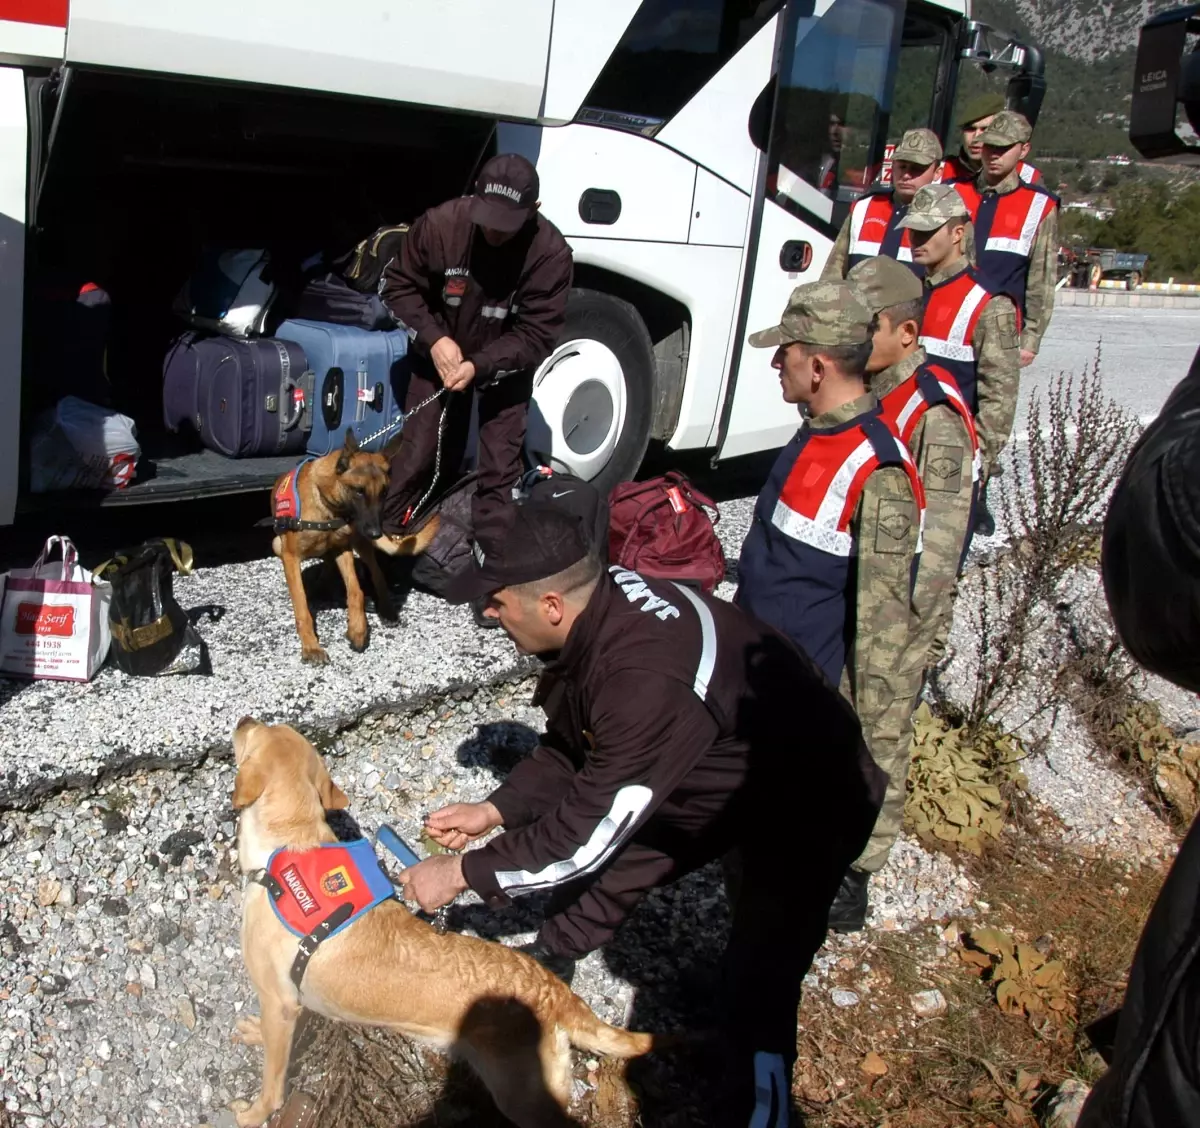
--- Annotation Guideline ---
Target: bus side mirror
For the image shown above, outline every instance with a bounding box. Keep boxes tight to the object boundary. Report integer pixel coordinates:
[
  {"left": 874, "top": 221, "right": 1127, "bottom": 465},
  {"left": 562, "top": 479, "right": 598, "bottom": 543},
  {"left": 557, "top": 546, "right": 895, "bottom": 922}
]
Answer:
[
  {"left": 1006, "top": 45, "right": 1046, "bottom": 125},
  {"left": 748, "top": 77, "right": 775, "bottom": 154}
]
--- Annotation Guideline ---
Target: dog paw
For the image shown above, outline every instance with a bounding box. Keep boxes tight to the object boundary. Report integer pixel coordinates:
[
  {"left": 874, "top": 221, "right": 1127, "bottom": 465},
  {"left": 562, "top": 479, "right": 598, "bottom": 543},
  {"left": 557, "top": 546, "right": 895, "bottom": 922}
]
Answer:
[
  {"left": 376, "top": 598, "right": 399, "bottom": 623},
  {"left": 346, "top": 626, "right": 370, "bottom": 653},
  {"left": 230, "top": 1096, "right": 278, "bottom": 1127},
  {"left": 232, "top": 1015, "right": 263, "bottom": 1046},
  {"left": 301, "top": 646, "right": 329, "bottom": 666}
]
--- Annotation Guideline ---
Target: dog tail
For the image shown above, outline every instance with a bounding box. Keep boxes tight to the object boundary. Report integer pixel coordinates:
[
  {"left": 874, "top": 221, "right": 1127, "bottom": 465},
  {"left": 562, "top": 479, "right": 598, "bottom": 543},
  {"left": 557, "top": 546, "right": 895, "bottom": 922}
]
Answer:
[
  {"left": 562, "top": 996, "right": 658, "bottom": 1058},
  {"left": 373, "top": 514, "right": 440, "bottom": 557}
]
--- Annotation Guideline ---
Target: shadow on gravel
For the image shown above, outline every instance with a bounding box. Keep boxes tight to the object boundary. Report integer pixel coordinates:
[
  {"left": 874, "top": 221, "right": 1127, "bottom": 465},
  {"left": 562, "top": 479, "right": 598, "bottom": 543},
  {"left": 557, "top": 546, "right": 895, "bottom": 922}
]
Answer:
[{"left": 456, "top": 721, "right": 540, "bottom": 778}]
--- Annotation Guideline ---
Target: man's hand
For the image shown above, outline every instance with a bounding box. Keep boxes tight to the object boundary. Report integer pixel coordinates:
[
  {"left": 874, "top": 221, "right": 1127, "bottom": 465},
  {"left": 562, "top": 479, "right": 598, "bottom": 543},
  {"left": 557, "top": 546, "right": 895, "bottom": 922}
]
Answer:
[
  {"left": 398, "top": 854, "right": 467, "bottom": 912},
  {"left": 430, "top": 336, "right": 464, "bottom": 384},
  {"left": 1019, "top": 348, "right": 1036, "bottom": 368},
  {"left": 443, "top": 360, "right": 476, "bottom": 393},
  {"left": 424, "top": 800, "right": 503, "bottom": 851}
]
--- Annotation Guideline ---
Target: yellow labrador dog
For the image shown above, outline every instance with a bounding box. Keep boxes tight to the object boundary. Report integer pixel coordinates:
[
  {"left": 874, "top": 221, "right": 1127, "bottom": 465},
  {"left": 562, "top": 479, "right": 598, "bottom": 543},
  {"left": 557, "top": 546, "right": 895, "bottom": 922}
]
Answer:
[{"left": 229, "top": 716, "right": 658, "bottom": 1127}]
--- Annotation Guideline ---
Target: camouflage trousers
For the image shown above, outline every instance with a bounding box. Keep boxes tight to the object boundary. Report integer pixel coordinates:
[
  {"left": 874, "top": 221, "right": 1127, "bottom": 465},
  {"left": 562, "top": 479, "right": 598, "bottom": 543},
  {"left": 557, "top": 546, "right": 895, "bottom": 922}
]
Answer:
[{"left": 851, "top": 451, "right": 977, "bottom": 874}]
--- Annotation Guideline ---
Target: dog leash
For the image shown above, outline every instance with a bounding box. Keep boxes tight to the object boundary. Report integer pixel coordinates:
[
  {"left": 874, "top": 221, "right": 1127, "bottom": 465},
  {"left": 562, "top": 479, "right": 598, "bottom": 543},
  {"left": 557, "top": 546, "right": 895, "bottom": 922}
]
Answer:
[
  {"left": 357, "top": 384, "right": 448, "bottom": 450},
  {"left": 377, "top": 824, "right": 451, "bottom": 934}
]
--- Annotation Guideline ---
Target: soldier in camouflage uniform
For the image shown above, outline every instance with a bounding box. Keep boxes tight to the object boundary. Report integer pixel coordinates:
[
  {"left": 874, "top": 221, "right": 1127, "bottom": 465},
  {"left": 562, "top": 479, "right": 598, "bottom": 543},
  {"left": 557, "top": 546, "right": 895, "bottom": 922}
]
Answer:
[
  {"left": 735, "top": 280, "right": 925, "bottom": 932},
  {"left": 900, "top": 185, "right": 1020, "bottom": 662},
  {"left": 902, "top": 185, "right": 1021, "bottom": 475},
  {"left": 822, "top": 127, "right": 943, "bottom": 280},
  {"left": 830, "top": 257, "right": 981, "bottom": 916},
  {"left": 951, "top": 111, "right": 1058, "bottom": 370}
]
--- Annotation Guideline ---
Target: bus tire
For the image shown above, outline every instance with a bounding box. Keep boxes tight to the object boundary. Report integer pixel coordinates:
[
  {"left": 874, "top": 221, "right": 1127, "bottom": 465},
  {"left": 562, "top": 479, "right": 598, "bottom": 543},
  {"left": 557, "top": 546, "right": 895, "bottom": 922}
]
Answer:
[{"left": 527, "top": 288, "right": 656, "bottom": 493}]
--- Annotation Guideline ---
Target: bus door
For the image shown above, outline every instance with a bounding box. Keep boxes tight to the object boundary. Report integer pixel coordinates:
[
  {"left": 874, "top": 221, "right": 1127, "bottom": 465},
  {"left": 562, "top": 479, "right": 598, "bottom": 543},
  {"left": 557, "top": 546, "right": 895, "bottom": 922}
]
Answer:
[{"left": 715, "top": 0, "right": 956, "bottom": 459}]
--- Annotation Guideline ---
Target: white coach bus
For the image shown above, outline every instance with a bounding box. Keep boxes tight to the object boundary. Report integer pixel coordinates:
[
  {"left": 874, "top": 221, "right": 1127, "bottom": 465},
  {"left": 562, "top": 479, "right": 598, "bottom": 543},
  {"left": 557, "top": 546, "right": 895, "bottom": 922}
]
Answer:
[{"left": 0, "top": 0, "right": 1042, "bottom": 525}]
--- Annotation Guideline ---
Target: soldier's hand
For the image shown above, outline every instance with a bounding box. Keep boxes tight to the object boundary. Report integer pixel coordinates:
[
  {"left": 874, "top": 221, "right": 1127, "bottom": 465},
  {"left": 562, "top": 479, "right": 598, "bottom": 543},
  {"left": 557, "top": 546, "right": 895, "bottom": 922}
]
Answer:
[
  {"left": 431, "top": 336, "right": 464, "bottom": 383},
  {"left": 1019, "top": 348, "right": 1036, "bottom": 368},
  {"left": 424, "top": 800, "right": 503, "bottom": 850},
  {"left": 443, "top": 360, "right": 477, "bottom": 393}
]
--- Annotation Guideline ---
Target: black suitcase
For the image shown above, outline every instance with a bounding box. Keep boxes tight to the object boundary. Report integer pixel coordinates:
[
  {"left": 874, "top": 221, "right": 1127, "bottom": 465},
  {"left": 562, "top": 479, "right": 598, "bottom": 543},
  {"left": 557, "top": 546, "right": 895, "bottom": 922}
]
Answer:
[{"left": 162, "top": 332, "right": 314, "bottom": 458}]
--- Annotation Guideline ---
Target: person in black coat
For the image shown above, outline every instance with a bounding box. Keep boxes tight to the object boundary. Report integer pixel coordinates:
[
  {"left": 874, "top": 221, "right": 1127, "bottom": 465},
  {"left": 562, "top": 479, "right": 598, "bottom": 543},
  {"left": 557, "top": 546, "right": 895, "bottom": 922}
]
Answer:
[{"left": 1078, "top": 345, "right": 1200, "bottom": 1126}]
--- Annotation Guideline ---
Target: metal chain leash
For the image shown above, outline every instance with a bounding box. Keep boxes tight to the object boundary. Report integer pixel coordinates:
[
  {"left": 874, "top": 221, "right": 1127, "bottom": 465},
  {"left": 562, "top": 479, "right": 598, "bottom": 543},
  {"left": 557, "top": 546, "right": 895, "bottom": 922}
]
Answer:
[{"left": 356, "top": 384, "right": 448, "bottom": 450}]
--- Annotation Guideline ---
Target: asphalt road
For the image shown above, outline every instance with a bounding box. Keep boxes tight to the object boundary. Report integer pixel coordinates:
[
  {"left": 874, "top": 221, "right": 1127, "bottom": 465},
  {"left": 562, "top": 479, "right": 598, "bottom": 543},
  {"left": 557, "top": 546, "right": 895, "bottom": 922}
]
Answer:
[{"left": 1016, "top": 304, "right": 1199, "bottom": 438}]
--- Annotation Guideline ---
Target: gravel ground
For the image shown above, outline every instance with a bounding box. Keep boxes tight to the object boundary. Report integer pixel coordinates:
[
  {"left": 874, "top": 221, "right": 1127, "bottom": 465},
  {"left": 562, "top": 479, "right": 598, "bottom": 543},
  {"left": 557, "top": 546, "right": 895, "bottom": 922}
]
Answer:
[
  {"left": 0, "top": 393, "right": 1192, "bottom": 1124},
  {"left": 0, "top": 671, "right": 975, "bottom": 1128},
  {"left": 0, "top": 560, "right": 531, "bottom": 808}
]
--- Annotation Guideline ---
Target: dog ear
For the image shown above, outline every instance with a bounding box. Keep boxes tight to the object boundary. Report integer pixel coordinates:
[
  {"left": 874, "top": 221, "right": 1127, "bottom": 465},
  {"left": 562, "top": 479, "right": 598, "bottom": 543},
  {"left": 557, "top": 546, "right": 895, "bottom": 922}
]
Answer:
[
  {"left": 232, "top": 761, "right": 266, "bottom": 809},
  {"left": 317, "top": 767, "right": 350, "bottom": 811},
  {"left": 336, "top": 428, "right": 359, "bottom": 475}
]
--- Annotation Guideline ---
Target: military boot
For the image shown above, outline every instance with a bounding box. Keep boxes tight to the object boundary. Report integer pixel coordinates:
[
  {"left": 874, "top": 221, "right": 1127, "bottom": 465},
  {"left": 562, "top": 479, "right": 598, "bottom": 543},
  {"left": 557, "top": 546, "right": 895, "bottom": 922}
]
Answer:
[{"left": 827, "top": 868, "right": 870, "bottom": 934}]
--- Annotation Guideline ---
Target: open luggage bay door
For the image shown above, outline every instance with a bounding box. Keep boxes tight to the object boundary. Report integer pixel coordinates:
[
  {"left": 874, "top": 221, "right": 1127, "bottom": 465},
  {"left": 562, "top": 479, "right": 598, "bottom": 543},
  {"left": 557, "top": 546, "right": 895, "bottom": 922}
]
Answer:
[{"left": 63, "top": 0, "right": 555, "bottom": 120}]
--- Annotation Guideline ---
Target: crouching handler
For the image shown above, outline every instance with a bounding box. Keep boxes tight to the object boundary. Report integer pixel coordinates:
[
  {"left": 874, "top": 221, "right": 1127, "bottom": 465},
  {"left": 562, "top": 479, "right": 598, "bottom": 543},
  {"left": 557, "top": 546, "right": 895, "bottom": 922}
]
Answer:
[{"left": 398, "top": 501, "right": 885, "bottom": 1128}]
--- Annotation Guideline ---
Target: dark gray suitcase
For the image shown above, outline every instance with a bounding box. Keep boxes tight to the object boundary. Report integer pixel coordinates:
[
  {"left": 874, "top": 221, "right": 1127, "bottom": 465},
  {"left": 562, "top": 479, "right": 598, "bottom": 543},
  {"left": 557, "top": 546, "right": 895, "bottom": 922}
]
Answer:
[{"left": 162, "top": 332, "right": 314, "bottom": 458}]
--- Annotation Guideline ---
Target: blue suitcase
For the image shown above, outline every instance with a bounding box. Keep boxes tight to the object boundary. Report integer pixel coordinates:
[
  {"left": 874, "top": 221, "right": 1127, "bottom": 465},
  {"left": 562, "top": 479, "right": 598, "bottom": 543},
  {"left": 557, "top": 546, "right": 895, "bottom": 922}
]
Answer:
[{"left": 275, "top": 320, "right": 411, "bottom": 455}]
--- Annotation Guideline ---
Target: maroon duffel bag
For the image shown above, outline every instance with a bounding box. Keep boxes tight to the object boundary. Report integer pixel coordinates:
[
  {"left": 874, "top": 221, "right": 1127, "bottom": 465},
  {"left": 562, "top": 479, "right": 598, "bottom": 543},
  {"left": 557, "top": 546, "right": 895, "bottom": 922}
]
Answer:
[{"left": 608, "top": 471, "right": 725, "bottom": 593}]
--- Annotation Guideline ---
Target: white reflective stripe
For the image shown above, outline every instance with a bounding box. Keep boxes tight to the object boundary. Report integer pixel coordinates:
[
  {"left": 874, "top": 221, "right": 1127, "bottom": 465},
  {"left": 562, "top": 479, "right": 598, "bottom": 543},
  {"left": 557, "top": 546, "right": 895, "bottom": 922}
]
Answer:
[
  {"left": 770, "top": 500, "right": 853, "bottom": 556},
  {"left": 445, "top": 296, "right": 462, "bottom": 307},
  {"left": 750, "top": 1052, "right": 791, "bottom": 1128},
  {"left": 937, "top": 380, "right": 983, "bottom": 482},
  {"left": 480, "top": 304, "right": 510, "bottom": 319},
  {"left": 948, "top": 285, "right": 988, "bottom": 346},
  {"left": 670, "top": 583, "right": 717, "bottom": 702},
  {"left": 984, "top": 193, "right": 1053, "bottom": 257},
  {"left": 1018, "top": 163, "right": 1036, "bottom": 184},
  {"left": 814, "top": 438, "right": 875, "bottom": 528},
  {"left": 847, "top": 198, "right": 882, "bottom": 257},
  {"left": 771, "top": 437, "right": 874, "bottom": 557},
  {"left": 894, "top": 438, "right": 925, "bottom": 554},
  {"left": 896, "top": 244, "right": 913, "bottom": 262},
  {"left": 494, "top": 784, "right": 654, "bottom": 894},
  {"left": 920, "top": 335, "right": 975, "bottom": 363},
  {"left": 895, "top": 388, "right": 925, "bottom": 436}
]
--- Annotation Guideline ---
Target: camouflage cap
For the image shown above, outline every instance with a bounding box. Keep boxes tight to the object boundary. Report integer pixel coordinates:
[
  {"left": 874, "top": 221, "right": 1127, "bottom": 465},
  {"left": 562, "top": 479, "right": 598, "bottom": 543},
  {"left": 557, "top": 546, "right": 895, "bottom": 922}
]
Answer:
[
  {"left": 847, "top": 256, "right": 923, "bottom": 313},
  {"left": 892, "top": 127, "right": 943, "bottom": 166},
  {"left": 979, "top": 109, "right": 1032, "bottom": 147},
  {"left": 957, "top": 92, "right": 1006, "bottom": 129},
  {"left": 748, "top": 280, "right": 874, "bottom": 349},
  {"left": 897, "top": 183, "right": 971, "bottom": 232}
]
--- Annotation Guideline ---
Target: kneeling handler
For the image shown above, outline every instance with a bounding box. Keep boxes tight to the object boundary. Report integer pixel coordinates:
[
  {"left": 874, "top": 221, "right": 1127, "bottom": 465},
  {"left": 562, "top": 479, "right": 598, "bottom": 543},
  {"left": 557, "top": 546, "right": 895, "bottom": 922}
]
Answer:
[{"left": 399, "top": 502, "right": 885, "bottom": 1128}]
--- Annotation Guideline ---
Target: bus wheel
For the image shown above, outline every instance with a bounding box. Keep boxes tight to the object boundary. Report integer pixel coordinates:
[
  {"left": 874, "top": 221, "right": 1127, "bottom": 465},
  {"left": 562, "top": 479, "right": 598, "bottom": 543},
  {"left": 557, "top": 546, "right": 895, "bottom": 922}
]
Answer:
[
  {"left": 527, "top": 289, "right": 655, "bottom": 492},
  {"left": 1126, "top": 271, "right": 1141, "bottom": 291}
]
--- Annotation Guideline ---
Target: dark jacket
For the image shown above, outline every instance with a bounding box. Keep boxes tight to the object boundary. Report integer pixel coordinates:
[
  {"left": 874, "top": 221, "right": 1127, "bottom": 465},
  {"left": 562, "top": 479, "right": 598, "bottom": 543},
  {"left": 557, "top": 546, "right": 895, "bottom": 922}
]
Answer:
[
  {"left": 1080, "top": 348, "right": 1200, "bottom": 1127},
  {"left": 380, "top": 197, "right": 573, "bottom": 387},
  {"left": 461, "top": 566, "right": 886, "bottom": 906}
]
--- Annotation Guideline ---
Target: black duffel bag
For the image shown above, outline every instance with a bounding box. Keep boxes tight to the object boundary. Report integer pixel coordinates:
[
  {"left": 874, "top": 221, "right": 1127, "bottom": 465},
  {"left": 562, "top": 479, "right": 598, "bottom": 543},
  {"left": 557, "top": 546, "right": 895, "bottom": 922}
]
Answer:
[{"left": 95, "top": 539, "right": 207, "bottom": 676}]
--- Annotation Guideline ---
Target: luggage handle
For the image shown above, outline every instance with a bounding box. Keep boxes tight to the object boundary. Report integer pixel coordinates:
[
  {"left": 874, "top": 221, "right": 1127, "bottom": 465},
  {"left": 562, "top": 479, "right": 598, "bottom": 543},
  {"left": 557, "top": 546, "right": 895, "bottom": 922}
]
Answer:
[
  {"left": 280, "top": 370, "right": 315, "bottom": 432},
  {"left": 33, "top": 535, "right": 79, "bottom": 581}
]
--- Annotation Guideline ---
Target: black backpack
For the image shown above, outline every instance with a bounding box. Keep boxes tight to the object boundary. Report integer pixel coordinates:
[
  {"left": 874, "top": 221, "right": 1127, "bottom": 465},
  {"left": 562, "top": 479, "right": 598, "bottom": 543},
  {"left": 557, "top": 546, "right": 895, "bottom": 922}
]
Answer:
[
  {"left": 333, "top": 224, "right": 410, "bottom": 294},
  {"left": 408, "top": 467, "right": 608, "bottom": 598}
]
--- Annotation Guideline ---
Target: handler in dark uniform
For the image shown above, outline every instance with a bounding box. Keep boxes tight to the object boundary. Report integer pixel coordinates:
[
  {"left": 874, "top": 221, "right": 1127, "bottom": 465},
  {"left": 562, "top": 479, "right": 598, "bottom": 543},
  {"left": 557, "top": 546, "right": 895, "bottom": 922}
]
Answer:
[
  {"left": 398, "top": 502, "right": 885, "bottom": 1128},
  {"left": 380, "top": 153, "right": 573, "bottom": 537}
]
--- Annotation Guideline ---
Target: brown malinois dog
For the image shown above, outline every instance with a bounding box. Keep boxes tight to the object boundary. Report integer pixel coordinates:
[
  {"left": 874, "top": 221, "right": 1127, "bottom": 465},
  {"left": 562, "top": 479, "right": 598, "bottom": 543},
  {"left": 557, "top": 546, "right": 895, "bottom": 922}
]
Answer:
[{"left": 271, "top": 429, "right": 438, "bottom": 664}]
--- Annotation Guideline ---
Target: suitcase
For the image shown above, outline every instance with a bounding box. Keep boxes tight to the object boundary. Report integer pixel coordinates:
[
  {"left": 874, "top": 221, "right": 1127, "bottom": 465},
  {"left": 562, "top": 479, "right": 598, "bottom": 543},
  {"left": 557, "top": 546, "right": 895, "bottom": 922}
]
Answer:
[
  {"left": 274, "top": 319, "right": 410, "bottom": 455},
  {"left": 291, "top": 273, "right": 394, "bottom": 330},
  {"left": 162, "top": 332, "right": 314, "bottom": 458}
]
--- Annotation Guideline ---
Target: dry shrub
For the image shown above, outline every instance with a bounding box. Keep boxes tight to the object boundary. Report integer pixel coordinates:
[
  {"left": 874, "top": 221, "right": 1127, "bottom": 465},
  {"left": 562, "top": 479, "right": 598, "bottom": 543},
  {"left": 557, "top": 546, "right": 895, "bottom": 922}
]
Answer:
[{"left": 964, "top": 349, "right": 1140, "bottom": 736}]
